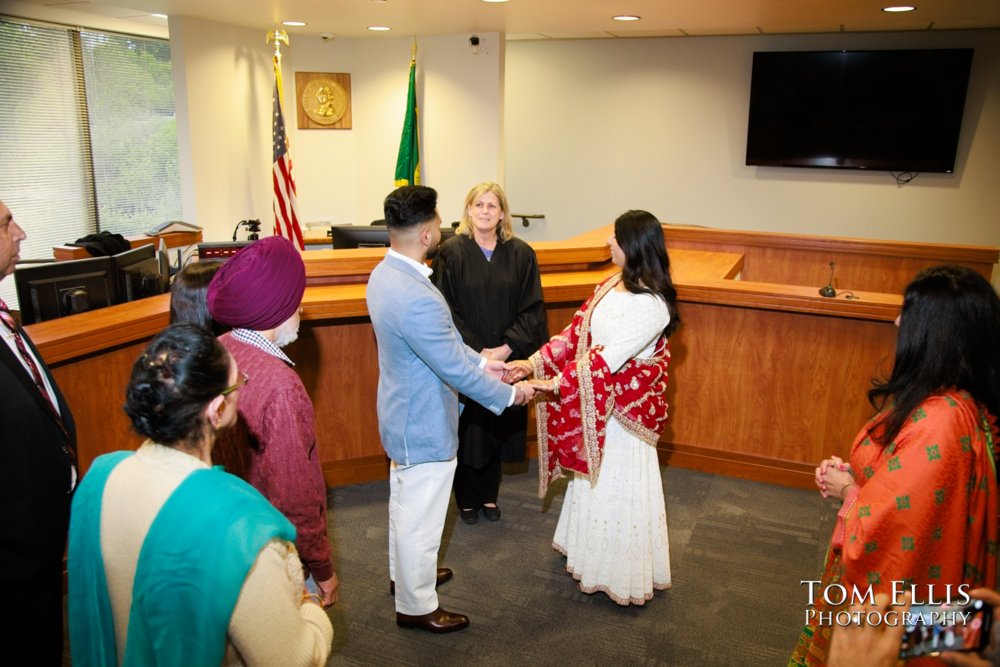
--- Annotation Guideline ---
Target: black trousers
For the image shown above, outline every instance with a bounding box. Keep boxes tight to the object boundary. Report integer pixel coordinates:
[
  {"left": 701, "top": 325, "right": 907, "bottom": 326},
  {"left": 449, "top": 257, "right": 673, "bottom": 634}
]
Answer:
[
  {"left": 453, "top": 448, "right": 502, "bottom": 510},
  {"left": 0, "top": 560, "right": 64, "bottom": 666}
]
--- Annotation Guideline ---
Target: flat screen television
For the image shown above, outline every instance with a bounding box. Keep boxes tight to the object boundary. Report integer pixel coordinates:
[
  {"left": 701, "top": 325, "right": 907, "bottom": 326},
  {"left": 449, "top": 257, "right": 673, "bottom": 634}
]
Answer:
[
  {"left": 745, "top": 49, "right": 974, "bottom": 173},
  {"left": 329, "top": 226, "right": 456, "bottom": 249},
  {"left": 14, "top": 256, "right": 116, "bottom": 324},
  {"left": 113, "top": 244, "right": 168, "bottom": 303}
]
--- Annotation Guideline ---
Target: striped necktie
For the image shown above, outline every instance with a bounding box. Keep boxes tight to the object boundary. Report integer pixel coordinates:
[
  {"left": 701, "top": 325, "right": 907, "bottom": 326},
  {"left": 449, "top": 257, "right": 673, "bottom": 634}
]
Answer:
[
  {"left": 0, "top": 299, "right": 55, "bottom": 409},
  {"left": 0, "top": 299, "right": 76, "bottom": 468}
]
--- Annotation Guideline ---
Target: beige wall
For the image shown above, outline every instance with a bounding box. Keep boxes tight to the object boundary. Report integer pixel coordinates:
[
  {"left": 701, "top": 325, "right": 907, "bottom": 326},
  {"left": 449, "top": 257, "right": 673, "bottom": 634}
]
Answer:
[
  {"left": 169, "top": 17, "right": 503, "bottom": 242},
  {"left": 29, "top": 4, "right": 996, "bottom": 252},
  {"left": 505, "top": 30, "right": 1000, "bottom": 247}
]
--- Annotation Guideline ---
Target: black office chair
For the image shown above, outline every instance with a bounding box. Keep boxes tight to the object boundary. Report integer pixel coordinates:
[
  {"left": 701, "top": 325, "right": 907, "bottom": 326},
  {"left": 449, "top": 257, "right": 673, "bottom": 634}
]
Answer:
[{"left": 370, "top": 219, "right": 386, "bottom": 226}]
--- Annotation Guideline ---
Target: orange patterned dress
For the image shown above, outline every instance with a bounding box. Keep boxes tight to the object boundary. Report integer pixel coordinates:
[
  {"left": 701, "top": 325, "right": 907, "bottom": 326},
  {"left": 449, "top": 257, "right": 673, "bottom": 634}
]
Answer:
[{"left": 790, "top": 389, "right": 999, "bottom": 666}]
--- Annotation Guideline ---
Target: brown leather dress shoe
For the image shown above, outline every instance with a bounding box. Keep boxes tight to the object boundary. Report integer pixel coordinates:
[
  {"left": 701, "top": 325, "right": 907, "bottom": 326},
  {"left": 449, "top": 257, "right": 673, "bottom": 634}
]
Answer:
[
  {"left": 396, "top": 607, "right": 469, "bottom": 633},
  {"left": 389, "top": 567, "right": 454, "bottom": 595}
]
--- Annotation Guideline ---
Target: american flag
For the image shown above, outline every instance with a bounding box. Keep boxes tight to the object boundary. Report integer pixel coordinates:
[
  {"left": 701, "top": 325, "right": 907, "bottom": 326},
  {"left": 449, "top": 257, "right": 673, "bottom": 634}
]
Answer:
[{"left": 272, "top": 59, "right": 304, "bottom": 250}]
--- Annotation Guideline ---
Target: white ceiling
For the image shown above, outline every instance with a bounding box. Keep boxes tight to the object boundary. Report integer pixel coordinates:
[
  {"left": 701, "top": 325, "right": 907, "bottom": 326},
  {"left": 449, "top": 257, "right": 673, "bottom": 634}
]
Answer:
[{"left": 6, "top": 0, "right": 1000, "bottom": 41}]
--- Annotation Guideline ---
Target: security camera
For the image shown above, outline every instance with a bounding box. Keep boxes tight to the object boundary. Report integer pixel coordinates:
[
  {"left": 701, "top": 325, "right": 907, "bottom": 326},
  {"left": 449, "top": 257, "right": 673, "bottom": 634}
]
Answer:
[
  {"left": 320, "top": 32, "right": 333, "bottom": 42},
  {"left": 469, "top": 35, "right": 480, "bottom": 47}
]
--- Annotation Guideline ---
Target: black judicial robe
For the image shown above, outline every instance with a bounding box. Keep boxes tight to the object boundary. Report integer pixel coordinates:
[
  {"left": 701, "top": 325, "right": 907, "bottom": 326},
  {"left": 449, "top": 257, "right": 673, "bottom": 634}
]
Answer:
[{"left": 431, "top": 233, "right": 548, "bottom": 466}]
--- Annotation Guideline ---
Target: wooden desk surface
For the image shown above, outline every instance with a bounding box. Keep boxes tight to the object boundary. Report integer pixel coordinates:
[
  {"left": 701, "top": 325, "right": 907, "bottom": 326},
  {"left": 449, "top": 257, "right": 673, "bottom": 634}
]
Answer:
[
  {"left": 28, "top": 246, "right": 745, "bottom": 363},
  {"left": 52, "top": 230, "right": 203, "bottom": 261}
]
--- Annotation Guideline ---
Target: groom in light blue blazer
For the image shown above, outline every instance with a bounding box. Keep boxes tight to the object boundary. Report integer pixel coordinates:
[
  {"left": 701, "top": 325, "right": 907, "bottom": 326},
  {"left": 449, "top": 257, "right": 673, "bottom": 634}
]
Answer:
[{"left": 367, "top": 185, "right": 534, "bottom": 633}]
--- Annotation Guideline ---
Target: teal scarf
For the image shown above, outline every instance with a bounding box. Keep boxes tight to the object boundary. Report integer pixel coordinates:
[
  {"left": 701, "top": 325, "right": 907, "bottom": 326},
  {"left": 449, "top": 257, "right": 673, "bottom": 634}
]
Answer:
[{"left": 68, "top": 451, "right": 295, "bottom": 666}]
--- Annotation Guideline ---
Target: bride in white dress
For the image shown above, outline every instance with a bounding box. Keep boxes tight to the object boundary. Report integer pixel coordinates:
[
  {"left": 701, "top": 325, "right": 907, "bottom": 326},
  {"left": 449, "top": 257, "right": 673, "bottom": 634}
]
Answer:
[{"left": 514, "top": 210, "right": 679, "bottom": 606}]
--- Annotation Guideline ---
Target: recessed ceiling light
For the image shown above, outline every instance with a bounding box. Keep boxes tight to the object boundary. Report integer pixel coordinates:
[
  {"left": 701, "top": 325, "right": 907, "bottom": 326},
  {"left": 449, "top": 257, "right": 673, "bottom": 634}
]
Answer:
[
  {"left": 612, "top": 15, "right": 641, "bottom": 22},
  {"left": 282, "top": 20, "right": 307, "bottom": 27},
  {"left": 482, "top": 0, "right": 510, "bottom": 3},
  {"left": 368, "top": 26, "right": 392, "bottom": 31},
  {"left": 882, "top": 6, "right": 916, "bottom": 12}
]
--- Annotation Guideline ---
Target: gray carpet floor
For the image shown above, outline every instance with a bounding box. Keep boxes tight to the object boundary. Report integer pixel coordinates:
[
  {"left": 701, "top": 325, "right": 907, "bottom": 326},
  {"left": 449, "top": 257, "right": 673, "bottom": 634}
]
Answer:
[{"left": 322, "top": 460, "right": 838, "bottom": 666}]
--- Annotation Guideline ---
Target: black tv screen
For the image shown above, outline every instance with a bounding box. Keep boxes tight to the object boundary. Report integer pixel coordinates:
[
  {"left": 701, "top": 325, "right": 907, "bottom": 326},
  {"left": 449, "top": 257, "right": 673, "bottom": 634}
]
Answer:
[{"left": 745, "top": 49, "right": 974, "bottom": 173}]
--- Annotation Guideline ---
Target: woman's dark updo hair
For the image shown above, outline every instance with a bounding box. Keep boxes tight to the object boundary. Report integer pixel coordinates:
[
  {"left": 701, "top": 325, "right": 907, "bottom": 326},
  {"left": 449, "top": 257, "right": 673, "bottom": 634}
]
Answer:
[
  {"left": 124, "top": 324, "right": 231, "bottom": 446},
  {"left": 868, "top": 264, "right": 1000, "bottom": 445},
  {"left": 169, "top": 260, "right": 224, "bottom": 334},
  {"left": 614, "top": 210, "right": 681, "bottom": 337}
]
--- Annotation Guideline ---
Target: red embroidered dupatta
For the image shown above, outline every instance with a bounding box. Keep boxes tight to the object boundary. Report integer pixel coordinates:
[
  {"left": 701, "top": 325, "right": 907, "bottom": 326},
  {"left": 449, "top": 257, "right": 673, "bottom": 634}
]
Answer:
[{"left": 529, "top": 274, "right": 671, "bottom": 497}]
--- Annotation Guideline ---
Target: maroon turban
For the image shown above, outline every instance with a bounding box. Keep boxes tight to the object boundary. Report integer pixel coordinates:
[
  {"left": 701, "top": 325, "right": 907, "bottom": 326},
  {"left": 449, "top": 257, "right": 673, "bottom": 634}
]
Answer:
[{"left": 207, "top": 236, "right": 306, "bottom": 331}]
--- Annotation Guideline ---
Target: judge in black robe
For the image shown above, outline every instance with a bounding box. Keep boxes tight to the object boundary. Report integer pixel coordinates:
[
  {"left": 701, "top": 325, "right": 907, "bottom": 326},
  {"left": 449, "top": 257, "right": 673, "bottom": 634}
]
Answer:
[{"left": 431, "top": 183, "right": 548, "bottom": 524}]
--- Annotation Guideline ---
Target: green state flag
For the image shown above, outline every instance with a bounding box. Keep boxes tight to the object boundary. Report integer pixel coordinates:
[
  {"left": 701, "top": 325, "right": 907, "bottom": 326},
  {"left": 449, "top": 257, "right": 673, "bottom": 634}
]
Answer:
[{"left": 394, "top": 49, "right": 420, "bottom": 186}]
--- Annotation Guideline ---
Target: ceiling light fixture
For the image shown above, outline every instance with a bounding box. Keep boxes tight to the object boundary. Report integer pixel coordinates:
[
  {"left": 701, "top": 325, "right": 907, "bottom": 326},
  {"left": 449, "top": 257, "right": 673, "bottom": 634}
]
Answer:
[
  {"left": 612, "top": 15, "right": 641, "bottom": 22},
  {"left": 368, "top": 26, "right": 392, "bottom": 31},
  {"left": 482, "top": 0, "right": 510, "bottom": 3},
  {"left": 282, "top": 20, "right": 307, "bottom": 27},
  {"left": 151, "top": 13, "right": 167, "bottom": 19},
  {"left": 881, "top": 6, "right": 916, "bottom": 12}
]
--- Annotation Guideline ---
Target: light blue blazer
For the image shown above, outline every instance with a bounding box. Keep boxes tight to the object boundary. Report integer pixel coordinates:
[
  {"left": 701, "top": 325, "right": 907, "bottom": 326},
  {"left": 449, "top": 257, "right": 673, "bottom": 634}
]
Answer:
[{"left": 366, "top": 252, "right": 511, "bottom": 466}]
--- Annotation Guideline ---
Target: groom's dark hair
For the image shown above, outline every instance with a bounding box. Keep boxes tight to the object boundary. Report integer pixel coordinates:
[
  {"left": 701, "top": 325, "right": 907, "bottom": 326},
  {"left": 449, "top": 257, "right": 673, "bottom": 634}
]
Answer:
[{"left": 384, "top": 185, "right": 438, "bottom": 229}]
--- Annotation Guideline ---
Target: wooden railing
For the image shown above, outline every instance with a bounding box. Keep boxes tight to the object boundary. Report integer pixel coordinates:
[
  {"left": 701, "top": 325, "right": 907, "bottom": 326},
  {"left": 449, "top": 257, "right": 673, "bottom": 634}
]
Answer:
[{"left": 29, "top": 224, "right": 998, "bottom": 490}]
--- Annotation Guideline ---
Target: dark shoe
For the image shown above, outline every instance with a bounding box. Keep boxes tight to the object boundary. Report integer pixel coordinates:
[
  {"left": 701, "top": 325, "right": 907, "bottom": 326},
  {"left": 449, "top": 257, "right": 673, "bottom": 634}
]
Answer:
[
  {"left": 460, "top": 507, "right": 479, "bottom": 524},
  {"left": 390, "top": 567, "right": 454, "bottom": 595},
  {"left": 396, "top": 607, "right": 469, "bottom": 633},
  {"left": 481, "top": 504, "right": 501, "bottom": 521}
]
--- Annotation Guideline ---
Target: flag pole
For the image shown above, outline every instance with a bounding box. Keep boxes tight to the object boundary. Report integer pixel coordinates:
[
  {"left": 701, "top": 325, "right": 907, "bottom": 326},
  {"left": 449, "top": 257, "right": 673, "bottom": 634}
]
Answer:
[
  {"left": 266, "top": 28, "right": 304, "bottom": 250},
  {"left": 394, "top": 39, "right": 421, "bottom": 187}
]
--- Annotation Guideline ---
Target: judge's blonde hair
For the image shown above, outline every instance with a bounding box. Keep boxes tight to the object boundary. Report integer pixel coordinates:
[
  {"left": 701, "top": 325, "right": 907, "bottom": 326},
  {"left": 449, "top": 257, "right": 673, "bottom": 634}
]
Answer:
[{"left": 456, "top": 182, "right": 514, "bottom": 242}]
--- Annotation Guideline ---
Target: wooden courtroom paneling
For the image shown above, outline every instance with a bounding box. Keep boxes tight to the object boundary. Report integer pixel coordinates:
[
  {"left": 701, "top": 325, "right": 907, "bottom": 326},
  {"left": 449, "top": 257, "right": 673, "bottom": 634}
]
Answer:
[
  {"left": 27, "top": 224, "right": 998, "bottom": 491},
  {"left": 287, "top": 318, "right": 384, "bottom": 482},
  {"left": 531, "top": 296, "right": 898, "bottom": 491},
  {"left": 660, "top": 301, "right": 898, "bottom": 488},
  {"left": 48, "top": 341, "right": 146, "bottom": 473},
  {"left": 663, "top": 225, "right": 997, "bottom": 294}
]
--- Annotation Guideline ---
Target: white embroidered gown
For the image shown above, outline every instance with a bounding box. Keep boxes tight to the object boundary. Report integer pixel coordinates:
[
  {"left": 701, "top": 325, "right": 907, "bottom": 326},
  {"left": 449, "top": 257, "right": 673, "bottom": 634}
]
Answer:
[{"left": 552, "top": 288, "right": 673, "bottom": 605}]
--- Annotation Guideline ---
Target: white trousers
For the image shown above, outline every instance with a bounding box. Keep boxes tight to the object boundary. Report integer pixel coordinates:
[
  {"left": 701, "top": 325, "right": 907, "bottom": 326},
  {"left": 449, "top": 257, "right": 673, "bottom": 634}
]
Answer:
[{"left": 388, "top": 457, "right": 457, "bottom": 615}]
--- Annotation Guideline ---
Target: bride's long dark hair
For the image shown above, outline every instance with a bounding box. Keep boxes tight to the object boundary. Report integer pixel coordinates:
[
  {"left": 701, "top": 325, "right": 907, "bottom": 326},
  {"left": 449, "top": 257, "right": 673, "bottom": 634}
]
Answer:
[{"left": 614, "top": 210, "right": 680, "bottom": 338}]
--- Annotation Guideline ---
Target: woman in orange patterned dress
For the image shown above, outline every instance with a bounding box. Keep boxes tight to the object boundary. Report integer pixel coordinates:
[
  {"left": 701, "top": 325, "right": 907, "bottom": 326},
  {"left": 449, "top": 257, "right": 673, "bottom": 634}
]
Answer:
[{"left": 790, "top": 265, "right": 1000, "bottom": 666}]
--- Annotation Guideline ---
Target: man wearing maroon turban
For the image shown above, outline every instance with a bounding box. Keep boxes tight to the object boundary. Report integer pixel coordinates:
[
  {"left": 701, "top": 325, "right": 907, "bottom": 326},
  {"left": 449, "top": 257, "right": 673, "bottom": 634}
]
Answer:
[{"left": 207, "top": 236, "right": 339, "bottom": 607}]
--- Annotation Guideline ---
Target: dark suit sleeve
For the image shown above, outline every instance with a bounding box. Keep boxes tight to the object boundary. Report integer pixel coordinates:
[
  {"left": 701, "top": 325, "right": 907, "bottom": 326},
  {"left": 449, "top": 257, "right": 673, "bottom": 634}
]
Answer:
[{"left": 501, "top": 243, "right": 548, "bottom": 359}]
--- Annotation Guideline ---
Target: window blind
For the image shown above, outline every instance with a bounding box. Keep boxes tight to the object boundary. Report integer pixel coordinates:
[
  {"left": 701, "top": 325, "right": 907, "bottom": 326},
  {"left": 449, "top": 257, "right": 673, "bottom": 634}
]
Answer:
[{"left": 0, "top": 18, "right": 179, "bottom": 311}]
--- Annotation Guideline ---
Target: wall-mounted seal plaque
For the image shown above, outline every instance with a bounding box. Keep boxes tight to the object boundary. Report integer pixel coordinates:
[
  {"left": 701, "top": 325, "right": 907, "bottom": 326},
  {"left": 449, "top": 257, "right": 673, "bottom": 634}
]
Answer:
[{"left": 295, "top": 72, "right": 352, "bottom": 130}]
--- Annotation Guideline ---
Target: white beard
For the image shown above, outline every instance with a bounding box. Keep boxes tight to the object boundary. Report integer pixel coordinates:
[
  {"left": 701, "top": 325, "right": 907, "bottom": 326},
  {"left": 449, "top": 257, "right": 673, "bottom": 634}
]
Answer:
[{"left": 273, "top": 315, "right": 300, "bottom": 348}]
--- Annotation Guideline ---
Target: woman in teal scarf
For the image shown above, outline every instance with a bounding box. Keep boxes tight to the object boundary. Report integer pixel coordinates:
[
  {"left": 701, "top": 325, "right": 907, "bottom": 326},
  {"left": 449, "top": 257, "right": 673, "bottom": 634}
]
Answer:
[{"left": 68, "top": 324, "right": 333, "bottom": 666}]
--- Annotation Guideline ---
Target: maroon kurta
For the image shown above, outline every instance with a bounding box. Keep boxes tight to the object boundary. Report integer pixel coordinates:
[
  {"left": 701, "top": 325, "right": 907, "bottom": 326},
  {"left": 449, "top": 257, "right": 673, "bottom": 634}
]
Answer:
[{"left": 214, "top": 333, "right": 334, "bottom": 582}]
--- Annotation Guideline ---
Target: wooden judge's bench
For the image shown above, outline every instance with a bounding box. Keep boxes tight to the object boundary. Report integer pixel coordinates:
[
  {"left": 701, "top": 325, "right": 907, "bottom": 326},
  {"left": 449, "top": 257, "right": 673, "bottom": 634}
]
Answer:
[{"left": 26, "top": 224, "right": 999, "bottom": 491}]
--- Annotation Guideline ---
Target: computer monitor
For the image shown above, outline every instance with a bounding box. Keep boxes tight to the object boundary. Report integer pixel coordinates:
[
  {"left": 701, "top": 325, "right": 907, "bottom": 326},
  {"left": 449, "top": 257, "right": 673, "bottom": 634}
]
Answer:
[
  {"left": 14, "top": 256, "right": 116, "bottom": 324},
  {"left": 329, "top": 225, "right": 456, "bottom": 249},
  {"left": 113, "top": 244, "right": 168, "bottom": 303}
]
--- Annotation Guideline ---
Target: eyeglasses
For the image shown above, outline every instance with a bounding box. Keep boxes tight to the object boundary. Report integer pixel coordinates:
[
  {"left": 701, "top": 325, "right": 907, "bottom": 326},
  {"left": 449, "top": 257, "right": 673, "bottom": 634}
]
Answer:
[{"left": 221, "top": 372, "right": 249, "bottom": 397}]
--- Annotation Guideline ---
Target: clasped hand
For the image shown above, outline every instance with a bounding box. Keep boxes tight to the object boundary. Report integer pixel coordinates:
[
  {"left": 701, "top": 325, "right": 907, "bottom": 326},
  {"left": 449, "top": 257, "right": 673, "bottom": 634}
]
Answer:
[
  {"left": 815, "top": 454, "right": 856, "bottom": 500},
  {"left": 502, "top": 359, "right": 533, "bottom": 384},
  {"left": 483, "top": 358, "right": 535, "bottom": 405},
  {"left": 483, "top": 358, "right": 558, "bottom": 405}
]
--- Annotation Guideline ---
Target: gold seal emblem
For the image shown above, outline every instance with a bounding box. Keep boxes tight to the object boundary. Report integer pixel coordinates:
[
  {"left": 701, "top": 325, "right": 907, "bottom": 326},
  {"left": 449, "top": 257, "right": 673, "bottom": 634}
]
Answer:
[{"left": 301, "top": 79, "right": 348, "bottom": 125}]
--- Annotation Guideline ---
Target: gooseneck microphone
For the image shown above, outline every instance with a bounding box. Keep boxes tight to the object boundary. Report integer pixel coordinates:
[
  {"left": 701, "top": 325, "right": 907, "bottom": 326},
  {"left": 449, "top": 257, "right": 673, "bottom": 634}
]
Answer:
[{"left": 819, "top": 261, "right": 837, "bottom": 298}]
